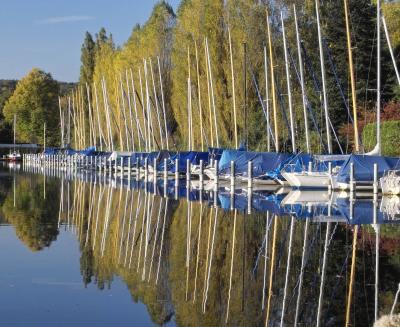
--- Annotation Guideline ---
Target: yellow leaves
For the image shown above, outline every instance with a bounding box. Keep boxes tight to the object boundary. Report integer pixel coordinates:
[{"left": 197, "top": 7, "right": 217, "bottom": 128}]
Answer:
[{"left": 382, "top": 2, "right": 400, "bottom": 49}]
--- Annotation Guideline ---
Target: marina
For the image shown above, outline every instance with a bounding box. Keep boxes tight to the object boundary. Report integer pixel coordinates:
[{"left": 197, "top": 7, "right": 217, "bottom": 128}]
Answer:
[{"left": 0, "top": 0, "right": 399, "bottom": 325}]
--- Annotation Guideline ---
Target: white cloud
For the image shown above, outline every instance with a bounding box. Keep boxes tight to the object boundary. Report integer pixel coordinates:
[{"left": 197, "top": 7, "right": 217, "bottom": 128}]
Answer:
[{"left": 36, "top": 15, "right": 94, "bottom": 25}]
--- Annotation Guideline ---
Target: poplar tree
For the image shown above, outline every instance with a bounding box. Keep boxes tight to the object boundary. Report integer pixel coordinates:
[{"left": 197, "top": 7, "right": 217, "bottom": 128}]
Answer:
[{"left": 79, "top": 32, "right": 96, "bottom": 87}]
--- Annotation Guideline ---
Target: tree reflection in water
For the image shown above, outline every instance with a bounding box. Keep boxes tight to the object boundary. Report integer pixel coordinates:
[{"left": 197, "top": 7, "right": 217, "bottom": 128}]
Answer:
[
  {"left": 2, "top": 173, "right": 59, "bottom": 251},
  {"left": 1, "top": 168, "right": 400, "bottom": 326}
]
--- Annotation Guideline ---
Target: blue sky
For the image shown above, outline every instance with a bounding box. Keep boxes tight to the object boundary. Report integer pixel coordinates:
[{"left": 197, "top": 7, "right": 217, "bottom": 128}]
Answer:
[{"left": 0, "top": 0, "right": 180, "bottom": 82}]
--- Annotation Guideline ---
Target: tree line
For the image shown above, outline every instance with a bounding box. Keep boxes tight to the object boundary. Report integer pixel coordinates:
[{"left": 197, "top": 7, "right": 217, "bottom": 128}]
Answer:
[{"left": 2, "top": 0, "right": 400, "bottom": 154}]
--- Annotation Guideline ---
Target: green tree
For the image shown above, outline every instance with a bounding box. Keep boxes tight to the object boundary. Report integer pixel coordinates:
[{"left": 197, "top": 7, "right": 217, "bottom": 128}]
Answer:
[
  {"left": 79, "top": 32, "right": 96, "bottom": 87},
  {"left": 0, "top": 80, "right": 17, "bottom": 143},
  {"left": 3, "top": 68, "right": 60, "bottom": 145}
]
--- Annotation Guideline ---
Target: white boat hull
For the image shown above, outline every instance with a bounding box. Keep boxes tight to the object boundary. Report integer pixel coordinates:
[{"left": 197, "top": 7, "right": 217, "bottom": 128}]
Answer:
[{"left": 281, "top": 171, "right": 332, "bottom": 188}]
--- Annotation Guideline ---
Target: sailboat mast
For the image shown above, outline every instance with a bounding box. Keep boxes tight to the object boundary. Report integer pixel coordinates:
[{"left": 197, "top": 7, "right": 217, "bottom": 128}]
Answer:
[
  {"left": 157, "top": 57, "right": 169, "bottom": 150},
  {"left": 58, "top": 97, "right": 63, "bottom": 148},
  {"left": 294, "top": 5, "right": 310, "bottom": 153},
  {"left": 344, "top": 0, "right": 360, "bottom": 152},
  {"left": 194, "top": 41, "right": 204, "bottom": 152},
  {"left": 266, "top": 9, "right": 279, "bottom": 152},
  {"left": 206, "top": 38, "right": 219, "bottom": 148},
  {"left": 382, "top": 16, "right": 400, "bottom": 86},
  {"left": 228, "top": 28, "right": 238, "bottom": 149},
  {"left": 138, "top": 68, "right": 148, "bottom": 152},
  {"left": 187, "top": 47, "right": 193, "bottom": 151},
  {"left": 281, "top": 12, "right": 296, "bottom": 153},
  {"left": 68, "top": 96, "right": 71, "bottom": 146},
  {"left": 204, "top": 38, "right": 214, "bottom": 148},
  {"left": 43, "top": 123, "right": 46, "bottom": 152},
  {"left": 187, "top": 77, "right": 192, "bottom": 151},
  {"left": 149, "top": 58, "right": 164, "bottom": 149},
  {"left": 264, "top": 46, "right": 271, "bottom": 152},
  {"left": 377, "top": 0, "right": 381, "bottom": 155},
  {"left": 316, "top": 222, "right": 331, "bottom": 327},
  {"left": 316, "top": 0, "right": 332, "bottom": 154},
  {"left": 13, "top": 114, "right": 16, "bottom": 147}
]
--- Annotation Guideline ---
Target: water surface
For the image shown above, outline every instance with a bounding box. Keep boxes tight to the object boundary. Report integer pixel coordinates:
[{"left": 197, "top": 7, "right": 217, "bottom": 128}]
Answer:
[{"left": 0, "top": 164, "right": 399, "bottom": 326}]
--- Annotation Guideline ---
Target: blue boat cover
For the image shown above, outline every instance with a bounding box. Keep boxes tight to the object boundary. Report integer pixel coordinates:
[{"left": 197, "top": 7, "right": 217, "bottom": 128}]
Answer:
[
  {"left": 123, "top": 152, "right": 149, "bottom": 165},
  {"left": 218, "top": 191, "right": 249, "bottom": 212},
  {"left": 43, "top": 147, "right": 59, "bottom": 155},
  {"left": 94, "top": 151, "right": 111, "bottom": 157},
  {"left": 335, "top": 198, "right": 387, "bottom": 224},
  {"left": 64, "top": 148, "right": 77, "bottom": 155},
  {"left": 336, "top": 154, "right": 400, "bottom": 183},
  {"left": 208, "top": 147, "right": 225, "bottom": 161},
  {"left": 144, "top": 151, "right": 174, "bottom": 167},
  {"left": 251, "top": 193, "right": 287, "bottom": 215},
  {"left": 218, "top": 150, "right": 292, "bottom": 179},
  {"left": 159, "top": 151, "right": 209, "bottom": 173},
  {"left": 79, "top": 146, "right": 96, "bottom": 156}
]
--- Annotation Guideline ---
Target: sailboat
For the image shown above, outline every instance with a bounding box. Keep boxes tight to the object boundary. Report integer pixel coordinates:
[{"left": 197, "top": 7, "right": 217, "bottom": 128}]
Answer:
[
  {"left": 6, "top": 115, "right": 22, "bottom": 162},
  {"left": 282, "top": 0, "right": 395, "bottom": 191}
]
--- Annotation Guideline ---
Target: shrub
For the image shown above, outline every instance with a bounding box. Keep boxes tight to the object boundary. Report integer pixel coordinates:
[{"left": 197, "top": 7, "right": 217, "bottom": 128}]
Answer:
[{"left": 362, "top": 120, "right": 400, "bottom": 156}]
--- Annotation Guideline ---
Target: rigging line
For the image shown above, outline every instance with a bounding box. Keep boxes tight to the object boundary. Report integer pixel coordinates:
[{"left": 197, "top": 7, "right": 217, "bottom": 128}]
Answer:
[
  {"left": 390, "top": 283, "right": 400, "bottom": 317},
  {"left": 134, "top": 89, "right": 161, "bottom": 151},
  {"left": 274, "top": 75, "right": 296, "bottom": 146},
  {"left": 252, "top": 216, "right": 274, "bottom": 275},
  {"left": 322, "top": 37, "right": 354, "bottom": 125},
  {"left": 133, "top": 85, "right": 152, "bottom": 149},
  {"left": 249, "top": 67, "right": 276, "bottom": 146},
  {"left": 190, "top": 82, "right": 210, "bottom": 148},
  {"left": 291, "top": 223, "right": 322, "bottom": 295},
  {"left": 326, "top": 245, "right": 353, "bottom": 314},
  {"left": 328, "top": 114, "right": 344, "bottom": 154},
  {"left": 301, "top": 42, "right": 333, "bottom": 152},
  {"left": 287, "top": 46, "right": 327, "bottom": 153},
  {"left": 120, "top": 86, "right": 135, "bottom": 146}
]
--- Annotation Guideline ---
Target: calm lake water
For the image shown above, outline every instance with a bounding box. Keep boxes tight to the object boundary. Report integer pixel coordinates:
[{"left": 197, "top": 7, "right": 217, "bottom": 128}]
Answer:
[{"left": 0, "top": 163, "right": 399, "bottom": 326}]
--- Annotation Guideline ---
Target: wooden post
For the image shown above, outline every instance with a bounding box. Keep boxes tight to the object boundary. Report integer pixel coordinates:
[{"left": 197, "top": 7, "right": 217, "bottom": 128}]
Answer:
[
  {"left": 128, "top": 157, "right": 131, "bottom": 180},
  {"left": 247, "top": 187, "right": 252, "bottom": 215},
  {"left": 144, "top": 157, "right": 148, "bottom": 182},
  {"left": 247, "top": 161, "right": 253, "bottom": 189},
  {"left": 230, "top": 161, "right": 235, "bottom": 188},
  {"left": 163, "top": 158, "right": 167, "bottom": 183},
  {"left": 175, "top": 158, "right": 179, "bottom": 185},
  {"left": 328, "top": 162, "right": 332, "bottom": 192},
  {"left": 350, "top": 162, "right": 355, "bottom": 192},
  {"left": 186, "top": 159, "right": 191, "bottom": 186},
  {"left": 373, "top": 163, "right": 378, "bottom": 194},
  {"left": 214, "top": 160, "right": 219, "bottom": 188},
  {"left": 136, "top": 157, "right": 140, "bottom": 182}
]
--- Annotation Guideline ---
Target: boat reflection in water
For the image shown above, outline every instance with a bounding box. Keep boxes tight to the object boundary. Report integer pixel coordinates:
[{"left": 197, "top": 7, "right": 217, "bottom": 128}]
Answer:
[{"left": 1, "top": 163, "right": 400, "bottom": 326}]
